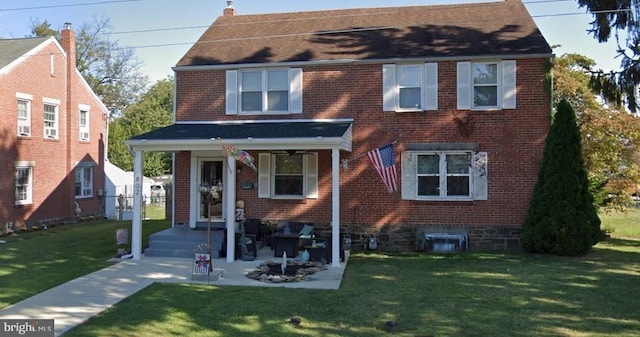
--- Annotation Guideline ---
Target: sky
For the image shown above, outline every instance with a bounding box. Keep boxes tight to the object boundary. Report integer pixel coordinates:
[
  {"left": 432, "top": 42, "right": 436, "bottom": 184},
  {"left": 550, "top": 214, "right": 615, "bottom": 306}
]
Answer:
[{"left": 0, "top": 0, "right": 625, "bottom": 84}]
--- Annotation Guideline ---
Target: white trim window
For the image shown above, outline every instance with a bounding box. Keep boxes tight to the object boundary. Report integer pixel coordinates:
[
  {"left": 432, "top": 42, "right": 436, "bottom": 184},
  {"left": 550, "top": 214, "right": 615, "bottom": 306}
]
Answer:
[
  {"left": 383, "top": 63, "right": 438, "bottom": 112},
  {"left": 258, "top": 152, "right": 318, "bottom": 199},
  {"left": 15, "top": 165, "right": 33, "bottom": 205},
  {"left": 457, "top": 60, "right": 516, "bottom": 110},
  {"left": 75, "top": 164, "right": 94, "bottom": 198},
  {"left": 43, "top": 103, "right": 59, "bottom": 139},
  {"left": 79, "top": 105, "right": 90, "bottom": 141},
  {"left": 226, "top": 68, "right": 302, "bottom": 115},
  {"left": 402, "top": 151, "right": 487, "bottom": 201},
  {"left": 17, "top": 98, "right": 32, "bottom": 137}
]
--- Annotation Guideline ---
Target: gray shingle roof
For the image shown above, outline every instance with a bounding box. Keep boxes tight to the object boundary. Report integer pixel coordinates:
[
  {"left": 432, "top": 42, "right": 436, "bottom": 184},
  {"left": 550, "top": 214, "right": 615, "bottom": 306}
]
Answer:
[
  {"left": 0, "top": 37, "right": 50, "bottom": 70},
  {"left": 128, "top": 121, "right": 352, "bottom": 141},
  {"left": 177, "top": 0, "right": 551, "bottom": 67}
]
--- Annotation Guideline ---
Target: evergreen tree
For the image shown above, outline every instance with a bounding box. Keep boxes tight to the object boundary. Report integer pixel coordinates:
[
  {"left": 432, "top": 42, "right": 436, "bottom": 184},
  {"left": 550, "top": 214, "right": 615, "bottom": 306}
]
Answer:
[{"left": 521, "top": 99, "right": 601, "bottom": 256}]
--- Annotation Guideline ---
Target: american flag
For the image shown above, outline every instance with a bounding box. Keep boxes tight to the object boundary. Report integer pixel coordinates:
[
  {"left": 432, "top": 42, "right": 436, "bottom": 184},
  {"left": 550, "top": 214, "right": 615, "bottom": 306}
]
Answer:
[{"left": 367, "top": 143, "right": 398, "bottom": 192}]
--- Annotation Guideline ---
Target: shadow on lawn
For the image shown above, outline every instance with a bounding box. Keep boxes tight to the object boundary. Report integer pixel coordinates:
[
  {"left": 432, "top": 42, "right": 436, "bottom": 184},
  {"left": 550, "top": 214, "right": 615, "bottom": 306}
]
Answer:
[{"left": 64, "top": 246, "right": 640, "bottom": 337}]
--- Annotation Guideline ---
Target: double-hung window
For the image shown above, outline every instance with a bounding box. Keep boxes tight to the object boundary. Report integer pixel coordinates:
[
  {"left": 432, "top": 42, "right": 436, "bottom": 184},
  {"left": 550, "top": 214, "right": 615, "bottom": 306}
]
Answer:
[
  {"left": 75, "top": 164, "right": 93, "bottom": 198},
  {"left": 257, "top": 152, "right": 318, "bottom": 199},
  {"left": 43, "top": 98, "right": 60, "bottom": 139},
  {"left": 402, "top": 147, "right": 488, "bottom": 201},
  {"left": 226, "top": 68, "right": 303, "bottom": 115},
  {"left": 15, "top": 163, "right": 33, "bottom": 205},
  {"left": 17, "top": 98, "right": 31, "bottom": 137},
  {"left": 383, "top": 63, "right": 438, "bottom": 112},
  {"left": 79, "top": 105, "right": 90, "bottom": 141},
  {"left": 457, "top": 60, "right": 516, "bottom": 110}
]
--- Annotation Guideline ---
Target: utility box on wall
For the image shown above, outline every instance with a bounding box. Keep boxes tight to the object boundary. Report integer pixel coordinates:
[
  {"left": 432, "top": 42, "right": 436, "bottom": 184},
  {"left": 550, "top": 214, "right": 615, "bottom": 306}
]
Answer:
[
  {"left": 415, "top": 226, "right": 469, "bottom": 252},
  {"left": 423, "top": 233, "right": 468, "bottom": 252}
]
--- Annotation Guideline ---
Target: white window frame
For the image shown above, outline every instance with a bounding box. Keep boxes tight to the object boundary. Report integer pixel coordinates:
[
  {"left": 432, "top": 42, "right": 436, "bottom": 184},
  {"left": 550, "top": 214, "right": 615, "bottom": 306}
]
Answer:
[
  {"left": 75, "top": 164, "right": 94, "bottom": 198},
  {"left": 418, "top": 151, "right": 472, "bottom": 201},
  {"left": 43, "top": 98, "right": 60, "bottom": 139},
  {"left": 79, "top": 104, "right": 90, "bottom": 141},
  {"left": 226, "top": 68, "right": 303, "bottom": 115},
  {"left": 383, "top": 63, "right": 438, "bottom": 112},
  {"left": 258, "top": 152, "right": 318, "bottom": 199},
  {"left": 15, "top": 162, "right": 34, "bottom": 205},
  {"left": 402, "top": 150, "right": 488, "bottom": 201},
  {"left": 16, "top": 93, "right": 32, "bottom": 137},
  {"left": 457, "top": 60, "right": 516, "bottom": 110}
]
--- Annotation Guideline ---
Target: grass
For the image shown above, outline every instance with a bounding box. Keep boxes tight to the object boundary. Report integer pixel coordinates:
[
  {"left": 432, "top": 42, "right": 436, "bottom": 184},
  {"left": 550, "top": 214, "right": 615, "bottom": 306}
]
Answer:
[
  {"left": 0, "top": 219, "right": 171, "bottom": 310},
  {"left": 144, "top": 204, "right": 167, "bottom": 220},
  {"left": 600, "top": 208, "right": 640, "bottom": 239},
  {"left": 2, "top": 211, "right": 639, "bottom": 336},
  {"left": 63, "top": 242, "right": 640, "bottom": 337}
]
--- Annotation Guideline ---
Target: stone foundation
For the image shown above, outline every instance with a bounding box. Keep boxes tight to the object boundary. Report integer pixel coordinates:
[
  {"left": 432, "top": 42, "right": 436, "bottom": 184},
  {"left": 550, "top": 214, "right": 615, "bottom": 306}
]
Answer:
[{"left": 314, "top": 223, "right": 523, "bottom": 253}]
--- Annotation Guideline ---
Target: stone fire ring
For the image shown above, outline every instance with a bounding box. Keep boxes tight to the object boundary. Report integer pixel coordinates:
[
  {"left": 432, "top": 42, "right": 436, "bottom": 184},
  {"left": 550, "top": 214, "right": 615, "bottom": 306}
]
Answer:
[{"left": 246, "top": 260, "right": 328, "bottom": 283}]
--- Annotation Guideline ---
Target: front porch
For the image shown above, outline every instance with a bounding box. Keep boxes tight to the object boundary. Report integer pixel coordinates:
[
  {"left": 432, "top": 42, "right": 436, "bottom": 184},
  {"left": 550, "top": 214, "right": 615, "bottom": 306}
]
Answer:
[{"left": 144, "top": 225, "right": 347, "bottom": 263}]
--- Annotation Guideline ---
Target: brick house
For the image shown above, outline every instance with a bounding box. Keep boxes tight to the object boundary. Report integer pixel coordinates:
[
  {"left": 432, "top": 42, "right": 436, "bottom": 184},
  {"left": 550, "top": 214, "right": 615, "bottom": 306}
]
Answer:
[
  {"left": 0, "top": 25, "right": 108, "bottom": 231},
  {"left": 127, "top": 0, "right": 552, "bottom": 263}
]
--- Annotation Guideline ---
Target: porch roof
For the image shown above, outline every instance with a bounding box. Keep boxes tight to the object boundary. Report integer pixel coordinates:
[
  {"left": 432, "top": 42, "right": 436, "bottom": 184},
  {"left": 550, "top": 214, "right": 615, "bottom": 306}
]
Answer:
[{"left": 125, "top": 119, "right": 353, "bottom": 152}]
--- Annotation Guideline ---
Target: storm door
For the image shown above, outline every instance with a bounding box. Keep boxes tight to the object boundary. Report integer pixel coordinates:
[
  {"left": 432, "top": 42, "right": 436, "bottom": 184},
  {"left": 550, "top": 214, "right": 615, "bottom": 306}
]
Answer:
[{"left": 200, "top": 160, "right": 224, "bottom": 220}]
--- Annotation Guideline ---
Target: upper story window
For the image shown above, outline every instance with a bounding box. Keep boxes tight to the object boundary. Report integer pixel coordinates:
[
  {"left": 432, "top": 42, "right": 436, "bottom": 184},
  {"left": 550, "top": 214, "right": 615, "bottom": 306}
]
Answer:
[
  {"left": 457, "top": 60, "right": 516, "bottom": 110},
  {"left": 43, "top": 97, "right": 60, "bottom": 139},
  {"left": 402, "top": 147, "right": 487, "bottom": 201},
  {"left": 15, "top": 163, "right": 34, "bottom": 205},
  {"left": 241, "top": 70, "right": 288, "bottom": 112},
  {"left": 226, "top": 68, "right": 302, "bottom": 115},
  {"left": 17, "top": 98, "right": 32, "bottom": 137},
  {"left": 257, "top": 152, "right": 318, "bottom": 199},
  {"left": 75, "top": 164, "right": 94, "bottom": 198},
  {"left": 79, "top": 105, "right": 90, "bottom": 141},
  {"left": 383, "top": 63, "right": 438, "bottom": 112}
]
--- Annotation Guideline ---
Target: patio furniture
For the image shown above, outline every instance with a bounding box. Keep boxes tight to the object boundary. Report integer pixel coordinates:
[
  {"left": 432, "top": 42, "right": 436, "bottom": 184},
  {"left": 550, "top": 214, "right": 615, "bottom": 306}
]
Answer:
[
  {"left": 272, "top": 233, "right": 301, "bottom": 257},
  {"left": 271, "top": 220, "right": 315, "bottom": 257},
  {"left": 235, "top": 234, "right": 257, "bottom": 260}
]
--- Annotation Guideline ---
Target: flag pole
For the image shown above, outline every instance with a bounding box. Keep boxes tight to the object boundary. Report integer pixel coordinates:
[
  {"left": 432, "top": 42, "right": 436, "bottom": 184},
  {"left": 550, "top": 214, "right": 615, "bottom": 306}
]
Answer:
[{"left": 341, "top": 140, "right": 398, "bottom": 170}]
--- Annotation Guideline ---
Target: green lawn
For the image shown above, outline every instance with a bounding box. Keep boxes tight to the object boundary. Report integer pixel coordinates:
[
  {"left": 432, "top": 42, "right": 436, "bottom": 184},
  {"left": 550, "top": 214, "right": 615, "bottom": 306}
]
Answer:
[
  {"left": 600, "top": 208, "right": 640, "bottom": 239},
  {"left": 0, "top": 219, "right": 170, "bottom": 309},
  {"left": 2, "top": 212, "right": 639, "bottom": 337}
]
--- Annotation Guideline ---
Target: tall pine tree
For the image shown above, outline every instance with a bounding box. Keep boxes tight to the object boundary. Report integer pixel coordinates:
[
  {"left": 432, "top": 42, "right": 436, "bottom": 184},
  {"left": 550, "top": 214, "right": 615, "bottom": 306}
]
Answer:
[{"left": 521, "top": 99, "right": 601, "bottom": 256}]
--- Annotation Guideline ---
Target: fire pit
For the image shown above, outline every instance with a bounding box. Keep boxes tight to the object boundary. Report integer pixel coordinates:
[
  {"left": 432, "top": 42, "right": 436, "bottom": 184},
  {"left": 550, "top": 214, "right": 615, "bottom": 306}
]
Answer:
[{"left": 246, "top": 260, "right": 327, "bottom": 283}]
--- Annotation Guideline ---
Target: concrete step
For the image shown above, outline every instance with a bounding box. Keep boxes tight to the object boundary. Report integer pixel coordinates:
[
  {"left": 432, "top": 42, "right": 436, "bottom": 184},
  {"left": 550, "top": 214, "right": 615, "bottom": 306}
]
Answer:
[
  {"left": 148, "top": 239, "right": 223, "bottom": 250},
  {"left": 144, "top": 247, "right": 221, "bottom": 259}
]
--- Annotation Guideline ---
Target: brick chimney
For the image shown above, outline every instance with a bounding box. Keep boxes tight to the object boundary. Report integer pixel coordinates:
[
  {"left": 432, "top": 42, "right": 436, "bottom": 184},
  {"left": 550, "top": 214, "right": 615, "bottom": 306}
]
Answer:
[
  {"left": 60, "top": 22, "right": 76, "bottom": 219},
  {"left": 60, "top": 22, "right": 76, "bottom": 71},
  {"left": 223, "top": 0, "right": 236, "bottom": 16}
]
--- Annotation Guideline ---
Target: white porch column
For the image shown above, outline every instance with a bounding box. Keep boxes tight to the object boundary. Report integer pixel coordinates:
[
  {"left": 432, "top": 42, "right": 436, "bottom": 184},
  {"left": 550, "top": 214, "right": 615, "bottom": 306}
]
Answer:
[
  {"left": 131, "top": 149, "right": 143, "bottom": 260},
  {"left": 331, "top": 148, "right": 340, "bottom": 267},
  {"left": 225, "top": 157, "right": 237, "bottom": 263}
]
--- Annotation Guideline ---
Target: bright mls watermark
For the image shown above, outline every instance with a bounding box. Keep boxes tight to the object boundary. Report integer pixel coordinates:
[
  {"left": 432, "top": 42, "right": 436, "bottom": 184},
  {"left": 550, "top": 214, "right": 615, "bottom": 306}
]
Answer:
[{"left": 1, "top": 319, "right": 54, "bottom": 336}]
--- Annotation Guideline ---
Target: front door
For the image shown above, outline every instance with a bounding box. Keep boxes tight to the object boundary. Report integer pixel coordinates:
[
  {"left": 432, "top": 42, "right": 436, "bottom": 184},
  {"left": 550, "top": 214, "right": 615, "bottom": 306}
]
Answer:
[{"left": 200, "top": 160, "right": 224, "bottom": 220}]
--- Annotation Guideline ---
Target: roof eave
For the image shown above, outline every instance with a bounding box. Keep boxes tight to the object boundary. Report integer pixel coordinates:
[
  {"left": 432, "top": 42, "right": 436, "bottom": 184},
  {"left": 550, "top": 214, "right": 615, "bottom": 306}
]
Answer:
[
  {"left": 126, "top": 136, "right": 351, "bottom": 152},
  {"left": 172, "top": 53, "right": 554, "bottom": 72}
]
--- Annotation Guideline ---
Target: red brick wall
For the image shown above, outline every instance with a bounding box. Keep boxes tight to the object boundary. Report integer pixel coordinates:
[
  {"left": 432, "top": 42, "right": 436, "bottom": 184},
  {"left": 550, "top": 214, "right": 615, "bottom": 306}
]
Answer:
[
  {"left": 174, "top": 59, "right": 551, "bottom": 242},
  {"left": 0, "top": 39, "right": 107, "bottom": 227}
]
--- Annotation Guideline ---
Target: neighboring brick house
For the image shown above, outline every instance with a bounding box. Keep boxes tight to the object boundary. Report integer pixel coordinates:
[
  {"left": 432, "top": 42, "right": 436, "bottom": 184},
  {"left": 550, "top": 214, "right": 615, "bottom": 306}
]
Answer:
[
  {"left": 0, "top": 25, "right": 108, "bottom": 231},
  {"left": 127, "top": 0, "right": 552, "bottom": 262}
]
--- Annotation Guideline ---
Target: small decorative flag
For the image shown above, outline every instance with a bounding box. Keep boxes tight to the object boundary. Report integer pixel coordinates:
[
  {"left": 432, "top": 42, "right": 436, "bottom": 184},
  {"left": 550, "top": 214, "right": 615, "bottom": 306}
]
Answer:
[
  {"left": 219, "top": 139, "right": 257, "bottom": 171},
  {"left": 367, "top": 143, "right": 398, "bottom": 192}
]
